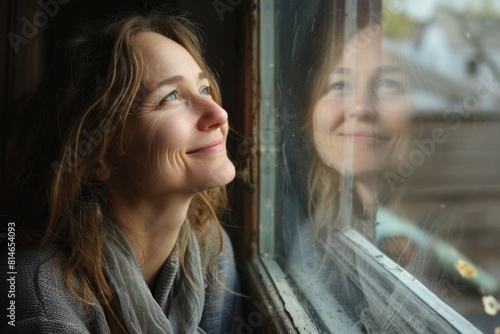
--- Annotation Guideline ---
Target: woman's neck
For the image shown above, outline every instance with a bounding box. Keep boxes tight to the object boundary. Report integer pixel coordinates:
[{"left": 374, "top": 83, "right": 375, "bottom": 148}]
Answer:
[
  {"left": 354, "top": 173, "right": 378, "bottom": 219},
  {"left": 109, "top": 191, "right": 193, "bottom": 289}
]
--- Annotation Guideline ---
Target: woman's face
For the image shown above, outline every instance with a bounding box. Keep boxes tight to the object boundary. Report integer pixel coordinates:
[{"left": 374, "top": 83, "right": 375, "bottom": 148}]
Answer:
[
  {"left": 112, "top": 32, "right": 235, "bottom": 198},
  {"left": 312, "top": 27, "right": 412, "bottom": 176}
]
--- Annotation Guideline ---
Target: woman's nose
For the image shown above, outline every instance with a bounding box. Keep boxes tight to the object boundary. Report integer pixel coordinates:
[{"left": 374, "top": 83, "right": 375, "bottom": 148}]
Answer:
[
  {"left": 345, "top": 88, "right": 377, "bottom": 121},
  {"left": 195, "top": 98, "right": 228, "bottom": 131}
]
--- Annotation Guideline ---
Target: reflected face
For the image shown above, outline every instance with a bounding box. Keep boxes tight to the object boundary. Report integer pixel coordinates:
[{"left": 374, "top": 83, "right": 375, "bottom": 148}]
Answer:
[
  {"left": 312, "top": 28, "right": 412, "bottom": 176},
  {"left": 113, "top": 32, "right": 235, "bottom": 197}
]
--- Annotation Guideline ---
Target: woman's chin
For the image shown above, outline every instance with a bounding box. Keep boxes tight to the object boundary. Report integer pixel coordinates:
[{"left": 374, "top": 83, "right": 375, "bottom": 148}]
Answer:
[
  {"left": 200, "top": 161, "right": 236, "bottom": 191},
  {"left": 335, "top": 160, "right": 379, "bottom": 177}
]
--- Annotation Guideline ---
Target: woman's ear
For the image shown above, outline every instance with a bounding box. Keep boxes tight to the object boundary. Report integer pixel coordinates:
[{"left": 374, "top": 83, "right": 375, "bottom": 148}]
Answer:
[{"left": 94, "top": 161, "right": 111, "bottom": 181}]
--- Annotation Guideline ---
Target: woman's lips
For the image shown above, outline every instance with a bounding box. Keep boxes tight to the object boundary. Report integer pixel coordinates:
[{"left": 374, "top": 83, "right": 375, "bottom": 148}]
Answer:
[
  {"left": 339, "top": 132, "right": 389, "bottom": 143},
  {"left": 186, "top": 140, "right": 225, "bottom": 154}
]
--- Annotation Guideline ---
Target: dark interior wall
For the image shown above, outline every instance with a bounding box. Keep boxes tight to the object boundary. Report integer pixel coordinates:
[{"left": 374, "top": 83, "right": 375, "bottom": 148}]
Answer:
[{"left": 0, "top": 0, "right": 9, "bottom": 184}]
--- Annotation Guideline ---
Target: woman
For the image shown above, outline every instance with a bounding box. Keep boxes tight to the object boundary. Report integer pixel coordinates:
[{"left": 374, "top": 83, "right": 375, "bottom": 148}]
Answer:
[
  {"left": 286, "top": 2, "right": 412, "bottom": 331},
  {"left": 300, "top": 0, "right": 496, "bottom": 292},
  {"left": 286, "top": 0, "right": 496, "bottom": 331},
  {"left": 1, "top": 10, "right": 239, "bottom": 333},
  {"left": 283, "top": 0, "right": 410, "bottom": 250},
  {"left": 305, "top": 11, "right": 412, "bottom": 243}
]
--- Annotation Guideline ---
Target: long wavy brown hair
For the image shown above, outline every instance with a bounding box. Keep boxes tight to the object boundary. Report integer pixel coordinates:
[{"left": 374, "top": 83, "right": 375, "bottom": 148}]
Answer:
[{"left": 2, "top": 10, "right": 228, "bottom": 333}]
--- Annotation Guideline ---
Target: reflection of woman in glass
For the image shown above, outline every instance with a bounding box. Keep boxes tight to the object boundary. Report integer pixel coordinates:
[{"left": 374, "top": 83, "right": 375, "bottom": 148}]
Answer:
[
  {"left": 1, "top": 12, "right": 239, "bottom": 333},
  {"left": 286, "top": 0, "right": 497, "bottom": 330},
  {"left": 305, "top": 8, "right": 411, "bottom": 248},
  {"left": 286, "top": 0, "right": 413, "bottom": 261},
  {"left": 286, "top": 2, "right": 410, "bottom": 331},
  {"left": 302, "top": 1, "right": 496, "bottom": 292}
]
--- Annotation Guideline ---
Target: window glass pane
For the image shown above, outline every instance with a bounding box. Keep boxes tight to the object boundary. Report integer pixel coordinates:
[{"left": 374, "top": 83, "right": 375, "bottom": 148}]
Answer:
[{"left": 268, "top": 0, "right": 500, "bottom": 332}]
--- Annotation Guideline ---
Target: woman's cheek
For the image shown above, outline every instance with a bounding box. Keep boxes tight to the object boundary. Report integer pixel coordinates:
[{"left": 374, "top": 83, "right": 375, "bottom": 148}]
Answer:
[
  {"left": 313, "top": 98, "right": 345, "bottom": 134},
  {"left": 379, "top": 100, "right": 412, "bottom": 133}
]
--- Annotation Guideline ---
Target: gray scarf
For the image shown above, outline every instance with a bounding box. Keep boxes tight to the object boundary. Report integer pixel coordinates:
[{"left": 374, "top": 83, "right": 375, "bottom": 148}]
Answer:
[{"left": 102, "top": 222, "right": 206, "bottom": 333}]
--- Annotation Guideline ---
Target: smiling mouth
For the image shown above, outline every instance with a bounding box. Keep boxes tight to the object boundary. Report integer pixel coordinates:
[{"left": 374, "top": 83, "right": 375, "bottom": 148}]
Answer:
[
  {"left": 186, "top": 140, "right": 225, "bottom": 154},
  {"left": 339, "top": 133, "right": 389, "bottom": 143}
]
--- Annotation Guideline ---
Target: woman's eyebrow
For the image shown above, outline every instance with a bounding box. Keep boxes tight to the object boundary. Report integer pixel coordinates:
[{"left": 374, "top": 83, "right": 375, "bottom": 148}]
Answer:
[
  {"left": 332, "top": 67, "right": 352, "bottom": 74},
  {"left": 377, "top": 65, "right": 402, "bottom": 75},
  {"left": 147, "top": 72, "right": 207, "bottom": 93}
]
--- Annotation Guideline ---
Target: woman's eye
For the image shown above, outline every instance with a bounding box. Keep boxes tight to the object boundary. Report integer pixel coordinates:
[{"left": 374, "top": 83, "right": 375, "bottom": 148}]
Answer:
[
  {"left": 201, "top": 86, "right": 212, "bottom": 96},
  {"left": 163, "top": 90, "right": 180, "bottom": 102},
  {"left": 375, "top": 79, "right": 405, "bottom": 95},
  {"left": 329, "top": 81, "right": 346, "bottom": 91}
]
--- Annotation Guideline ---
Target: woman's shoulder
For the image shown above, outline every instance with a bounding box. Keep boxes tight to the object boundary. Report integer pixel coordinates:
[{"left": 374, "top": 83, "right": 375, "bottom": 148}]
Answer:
[
  {"left": 199, "top": 227, "right": 241, "bottom": 334},
  {"left": 0, "top": 244, "right": 109, "bottom": 333},
  {"left": 211, "top": 227, "right": 239, "bottom": 289},
  {"left": 1, "top": 244, "right": 64, "bottom": 299}
]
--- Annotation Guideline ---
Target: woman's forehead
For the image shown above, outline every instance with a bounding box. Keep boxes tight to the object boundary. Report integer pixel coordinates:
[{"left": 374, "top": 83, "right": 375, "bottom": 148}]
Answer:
[{"left": 132, "top": 31, "right": 204, "bottom": 89}]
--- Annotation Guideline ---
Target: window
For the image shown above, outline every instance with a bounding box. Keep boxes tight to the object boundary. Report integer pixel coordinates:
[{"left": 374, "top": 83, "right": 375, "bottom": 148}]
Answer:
[
  {"left": 246, "top": 0, "right": 500, "bottom": 333},
  {"left": 2, "top": 0, "right": 500, "bottom": 332}
]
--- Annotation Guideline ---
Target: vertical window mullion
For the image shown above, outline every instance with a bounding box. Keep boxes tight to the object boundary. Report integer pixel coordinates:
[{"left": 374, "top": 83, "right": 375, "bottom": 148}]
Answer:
[{"left": 259, "top": 0, "right": 278, "bottom": 256}]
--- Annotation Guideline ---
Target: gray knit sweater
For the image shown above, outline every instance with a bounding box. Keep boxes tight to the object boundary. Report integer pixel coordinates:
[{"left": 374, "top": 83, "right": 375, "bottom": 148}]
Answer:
[{"left": 0, "top": 224, "right": 240, "bottom": 333}]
